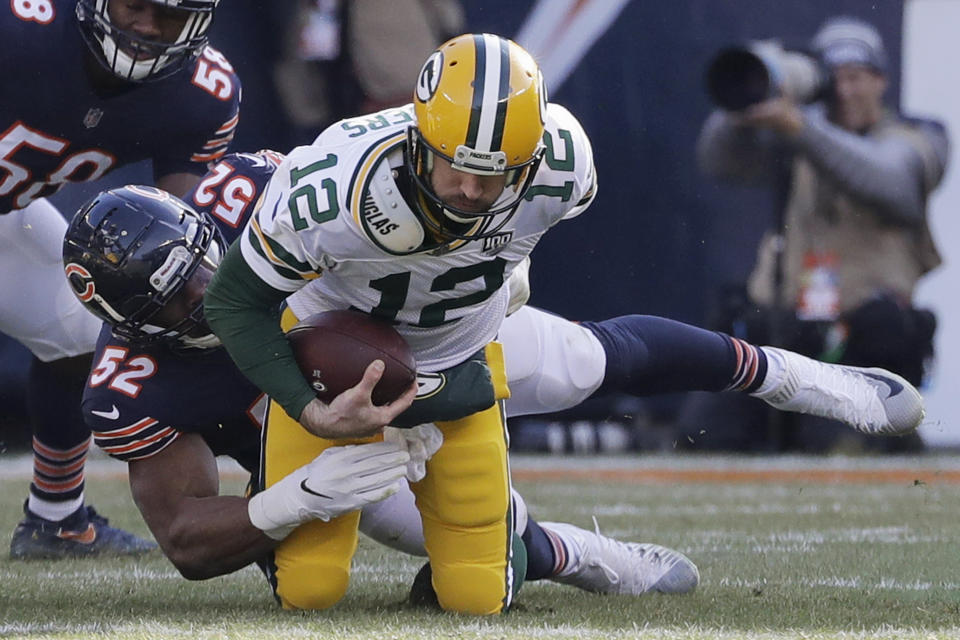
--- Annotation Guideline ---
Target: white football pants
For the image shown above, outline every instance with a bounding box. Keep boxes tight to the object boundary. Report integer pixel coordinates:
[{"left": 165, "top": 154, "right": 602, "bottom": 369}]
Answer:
[{"left": 0, "top": 199, "right": 100, "bottom": 361}]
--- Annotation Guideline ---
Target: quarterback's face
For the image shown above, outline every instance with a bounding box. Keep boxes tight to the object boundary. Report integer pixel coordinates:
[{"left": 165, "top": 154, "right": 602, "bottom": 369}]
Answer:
[
  {"left": 108, "top": 0, "right": 190, "bottom": 55},
  {"left": 429, "top": 160, "right": 507, "bottom": 214}
]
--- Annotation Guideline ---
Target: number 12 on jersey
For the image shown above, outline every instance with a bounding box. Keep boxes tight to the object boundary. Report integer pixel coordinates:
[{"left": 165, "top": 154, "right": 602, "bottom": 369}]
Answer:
[{"left": 288, "top": 154, "right": 339, "bottom": 230}]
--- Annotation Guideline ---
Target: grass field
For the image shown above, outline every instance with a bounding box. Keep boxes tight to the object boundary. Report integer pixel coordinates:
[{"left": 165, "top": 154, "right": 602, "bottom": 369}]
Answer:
[{"left": 2, "top": 452, "right": 960, "bottom": 639}]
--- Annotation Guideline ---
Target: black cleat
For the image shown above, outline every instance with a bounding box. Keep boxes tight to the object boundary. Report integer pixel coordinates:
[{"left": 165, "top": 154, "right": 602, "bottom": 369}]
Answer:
[
  {"left": 408, "top": 562, "right": 441, "bottom": 609},
  {"left": 10, "top": 503, "right": 157, "bottom": 560}
]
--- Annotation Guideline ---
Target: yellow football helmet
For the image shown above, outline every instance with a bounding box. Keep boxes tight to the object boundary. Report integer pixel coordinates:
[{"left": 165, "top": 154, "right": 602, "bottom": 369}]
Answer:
[{"left": 406, "top": 33, "right": 547, "bottom": 241}]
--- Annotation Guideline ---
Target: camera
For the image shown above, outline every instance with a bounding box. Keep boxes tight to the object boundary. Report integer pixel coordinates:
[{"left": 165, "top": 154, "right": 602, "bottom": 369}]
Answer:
[{"left": 705, "top": 40, "right": 827, "bottom": 111}]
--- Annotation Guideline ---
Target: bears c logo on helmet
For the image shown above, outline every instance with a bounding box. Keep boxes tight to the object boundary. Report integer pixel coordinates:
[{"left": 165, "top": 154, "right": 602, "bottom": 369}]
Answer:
[
  {"left": 65, "top": 263, "right": 96, "bottom": 302},
  {"left": 416, "top": 51, "right": 443, "bottom": 103}
]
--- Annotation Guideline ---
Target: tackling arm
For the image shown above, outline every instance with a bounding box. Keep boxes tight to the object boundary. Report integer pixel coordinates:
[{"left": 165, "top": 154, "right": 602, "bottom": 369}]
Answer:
[
  {"left": 130, "top": 432, "right": 414, "bottom": 580},
  {"left": 128, "top": 433, "right": 275, "bottom": 580}
]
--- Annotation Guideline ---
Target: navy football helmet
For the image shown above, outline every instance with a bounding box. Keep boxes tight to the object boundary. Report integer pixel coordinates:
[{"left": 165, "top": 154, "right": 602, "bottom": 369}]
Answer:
[
  {"left": 76, "top": 0, "right": 219, "bottom": 82},
  {"left": 63, "top": 185, "right": 224, "bottom": 347}
]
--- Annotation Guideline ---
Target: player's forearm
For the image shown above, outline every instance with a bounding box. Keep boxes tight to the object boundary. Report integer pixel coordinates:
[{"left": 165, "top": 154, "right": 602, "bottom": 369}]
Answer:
[
  {"left": 160, "top": 496, "right": 277, "bottom": 580},
  {"left": 129, "top": 437, "right": 279, "bottom": 580},
  {"left": 204, "top": 242, "right": 317, "bottom": 419}
]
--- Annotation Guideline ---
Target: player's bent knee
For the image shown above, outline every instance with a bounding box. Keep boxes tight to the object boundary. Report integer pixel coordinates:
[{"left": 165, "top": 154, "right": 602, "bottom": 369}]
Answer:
[
  {"left": 272, "top": 516, "right": 359, "bottom": 611},
  {"left": 276, "top": 565, "right": 350, "bottom": 611},
  {"left": 432, "top": 565, "right": 509, "bottom": 615}
]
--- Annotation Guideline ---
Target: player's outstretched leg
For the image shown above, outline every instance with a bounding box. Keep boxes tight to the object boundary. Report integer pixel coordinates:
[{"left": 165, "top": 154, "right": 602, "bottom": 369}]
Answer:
[
  {"left": 751, "top": 347, "right": 924, "bottom": 436},
  {"left": 408, "top": 519, "right": 696, "bottom": 604},
  {"left": 580, "top": 314, "right": 923, "bottom": 436},
  {"left": 533, "top": 518, "right": 699, "bottom": 595},
  {"left": 10, "top": 502, "right": 156, "bottom": 560}
]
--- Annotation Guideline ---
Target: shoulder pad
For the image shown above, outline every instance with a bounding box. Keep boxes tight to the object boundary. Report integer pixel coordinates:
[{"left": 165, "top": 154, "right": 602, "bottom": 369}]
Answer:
[{"left": 359, "top": 159, "right": 425, "bottom": 254}]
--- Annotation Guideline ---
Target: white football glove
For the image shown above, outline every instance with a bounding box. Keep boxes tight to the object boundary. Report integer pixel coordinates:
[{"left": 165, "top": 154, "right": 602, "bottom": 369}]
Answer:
[
  {"left": 382, "top": 423, "right": 443, "bottom": 482},
  {"left": 248, "top": 441, "right": 410, "bottom": 540}
]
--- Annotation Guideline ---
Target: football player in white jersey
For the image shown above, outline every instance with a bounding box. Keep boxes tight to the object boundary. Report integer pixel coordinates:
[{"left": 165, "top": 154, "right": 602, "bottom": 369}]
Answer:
[
  {"left": 204, "top": 33, "right": 597, "bottom": 615},
  {"left": 204, "top": 34, "right": 924, "bottom": 613}
]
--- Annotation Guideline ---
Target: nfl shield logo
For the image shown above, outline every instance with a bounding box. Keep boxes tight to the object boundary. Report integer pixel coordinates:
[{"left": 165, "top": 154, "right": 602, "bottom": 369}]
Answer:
[{"left": 83, "top": 108, "right": 104, "bottom": 129}]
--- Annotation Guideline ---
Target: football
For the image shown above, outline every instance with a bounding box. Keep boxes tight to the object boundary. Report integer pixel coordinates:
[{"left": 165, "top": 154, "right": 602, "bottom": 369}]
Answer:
[{"left": 286, "top": 310, "right": 417, "bottom": 405}]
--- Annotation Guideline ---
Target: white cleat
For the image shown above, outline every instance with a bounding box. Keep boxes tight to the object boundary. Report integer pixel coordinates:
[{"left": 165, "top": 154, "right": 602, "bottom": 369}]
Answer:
[
  {"left": 756, "top": 347, "right": 924, "bottom": 436},
  {"left": 542, "top": 518, "right": 700, "bottom": 595}
]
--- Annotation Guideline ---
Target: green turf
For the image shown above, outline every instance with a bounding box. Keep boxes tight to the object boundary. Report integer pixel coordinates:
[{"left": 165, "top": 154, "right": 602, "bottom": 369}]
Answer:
[{"left": 2, "top": 453, "right": 960, "bottom": 639}]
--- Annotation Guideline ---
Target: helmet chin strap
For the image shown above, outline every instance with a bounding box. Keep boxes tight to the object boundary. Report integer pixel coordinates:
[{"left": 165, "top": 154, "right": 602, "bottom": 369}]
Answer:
[
  {"left": 178, "top": 333, "right": 222, "bottom": 349},
  {"left": 140, "top": 323, "right": 222, "bottom": 350}
]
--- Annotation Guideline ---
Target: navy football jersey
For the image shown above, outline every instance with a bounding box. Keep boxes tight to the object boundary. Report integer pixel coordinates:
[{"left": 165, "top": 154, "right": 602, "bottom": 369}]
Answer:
[
  {"left": 0, "top": 4, "right": 240, "bottom": 213},
  {"left": 185, "top": 150, "right": 285, "bottom": 247},
  {"left": 83, "top": 326, "right": 265, "bottom": 471},
  {"left": 82, "top": 152, "right": 283, "bottom": 470}
]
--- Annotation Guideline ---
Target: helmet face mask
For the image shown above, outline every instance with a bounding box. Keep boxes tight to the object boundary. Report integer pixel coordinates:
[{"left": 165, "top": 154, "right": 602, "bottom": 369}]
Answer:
[
  {"left": 137, "top": 243, "right": 221, "bottom": 347},
  {"left": 63, "top": 186, "right": 225, "bottom": 348},
  {"left": 405, "top": 127, "right": 543, "bottom": 241},
  {"left": 405, "top": 33, "right": 547, "bottom": 242},
  {"left": 76, "top": 0, "right": 219, "bottom": 82}
]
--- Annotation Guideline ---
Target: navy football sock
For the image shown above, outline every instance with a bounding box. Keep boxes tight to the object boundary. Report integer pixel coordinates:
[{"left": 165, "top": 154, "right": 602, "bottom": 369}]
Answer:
[
  {"left": 581, "top": 315, "right": 768, "bottom": 397},
  {"left": 26, "top": 355, "right": 94, "bottom": 518},
  {"left": 522, "top": 517, "right": 561, "bottom": 581}
]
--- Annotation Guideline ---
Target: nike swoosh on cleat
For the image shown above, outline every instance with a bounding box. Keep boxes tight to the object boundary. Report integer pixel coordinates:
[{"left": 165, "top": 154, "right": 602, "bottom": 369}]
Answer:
[
  {"left": 862, "top": 373, "right": 904, "bottom": 397},
  {"left": 90, "top": 405, "right": 120, "bottom": 420},
  {"left": 57, "top": 524, "right": 97, "bottom": 545},
  {"left": 299, "top": 479, "right": 333, "bottom": 499}
]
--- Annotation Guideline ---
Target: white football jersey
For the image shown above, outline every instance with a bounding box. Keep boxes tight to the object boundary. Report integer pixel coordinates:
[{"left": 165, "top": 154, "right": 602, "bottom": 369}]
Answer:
[{"left": 242, "top": 103, "right": 597, "bottom": 371}]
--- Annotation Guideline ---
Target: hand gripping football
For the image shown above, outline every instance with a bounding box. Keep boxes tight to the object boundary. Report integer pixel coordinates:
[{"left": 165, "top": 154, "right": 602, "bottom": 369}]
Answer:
[{"left": 286, "top": 310, "right": 417, "bottom": 405}]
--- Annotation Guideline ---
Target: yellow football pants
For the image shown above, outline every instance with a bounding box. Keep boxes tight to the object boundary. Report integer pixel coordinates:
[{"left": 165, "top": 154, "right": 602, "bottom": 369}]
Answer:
[{"left": 265, "top": 308, "right": 514, "bottom": 614}]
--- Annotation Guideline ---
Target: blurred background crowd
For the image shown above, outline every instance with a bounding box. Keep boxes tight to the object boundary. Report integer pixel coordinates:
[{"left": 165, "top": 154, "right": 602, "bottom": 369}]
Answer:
[{"left": 1, "top": 0, "right": 955, "bottom": 455}]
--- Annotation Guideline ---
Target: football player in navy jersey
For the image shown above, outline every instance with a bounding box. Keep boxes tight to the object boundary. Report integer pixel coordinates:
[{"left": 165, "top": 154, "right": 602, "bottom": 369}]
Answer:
[
  {"left": 63, "top": 150, "right": 700, "bottom": 595},
  {"left": 3, "top": 0, "right": 240, "bottom": 559}
]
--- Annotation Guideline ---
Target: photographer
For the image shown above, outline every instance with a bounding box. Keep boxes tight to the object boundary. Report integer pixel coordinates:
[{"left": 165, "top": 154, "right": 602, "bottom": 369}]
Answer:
[{"left": 679, "top": 16, "right": 949, "bottom": 452}]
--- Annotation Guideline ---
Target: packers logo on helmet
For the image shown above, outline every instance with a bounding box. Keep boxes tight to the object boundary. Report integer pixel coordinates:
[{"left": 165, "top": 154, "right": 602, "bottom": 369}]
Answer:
[
  {"left": 416, "top": 51, "right": 444, "bottom": 102},
  {"left": 406, "top": 33, "right": 547, "bottom": 242}
]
